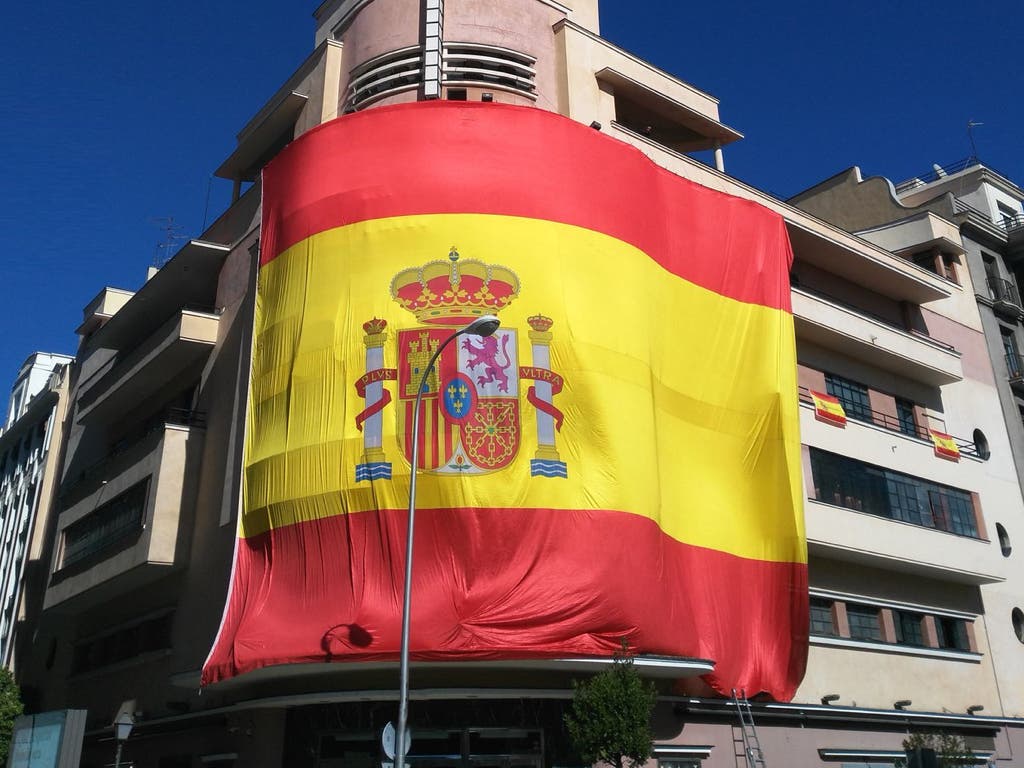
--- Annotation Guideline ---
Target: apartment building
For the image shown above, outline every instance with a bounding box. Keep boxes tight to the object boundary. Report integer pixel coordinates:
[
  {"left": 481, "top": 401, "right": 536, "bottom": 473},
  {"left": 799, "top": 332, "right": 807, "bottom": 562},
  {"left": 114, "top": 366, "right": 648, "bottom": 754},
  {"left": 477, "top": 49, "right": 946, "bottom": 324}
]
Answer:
[
  {"left": 0, "top": 352, "right": 72, "bottom": 673},
  {"left": 15, "top": 1, "right": 1024, "bottom": 767}
]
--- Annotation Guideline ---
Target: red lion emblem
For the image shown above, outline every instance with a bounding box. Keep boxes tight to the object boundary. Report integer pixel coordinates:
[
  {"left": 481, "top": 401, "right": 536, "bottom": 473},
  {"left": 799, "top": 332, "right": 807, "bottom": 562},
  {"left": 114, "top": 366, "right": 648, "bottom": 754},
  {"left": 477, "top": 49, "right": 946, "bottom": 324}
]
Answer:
[{"left": 462, "top": 334, "right": 513, "bottom": 393}]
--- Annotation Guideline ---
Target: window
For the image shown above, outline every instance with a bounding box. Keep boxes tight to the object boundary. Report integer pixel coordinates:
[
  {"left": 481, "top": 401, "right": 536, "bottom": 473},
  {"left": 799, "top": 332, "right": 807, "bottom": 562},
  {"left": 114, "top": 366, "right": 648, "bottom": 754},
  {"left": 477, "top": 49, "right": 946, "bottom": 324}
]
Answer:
[
  {"left": 61, "top": 479, "right": 149, "bottom": 568},
  {"left": 72, "top": 611, "right": 174, "bottom": 674},
  {"left": 927, "top": 489, "right": 978, "bottom": 537},
  {"left": 658, "top": 760, "right": 701, "bottom": 768},
  {"left": 810, "top": 448, "right": 979, "bottom": 537},
  {"left": 846, "top": 604, "right": 882, "bottom": 642},
  {"left": 825, "top": 373, "right": 873, "bottom": 422},
  {"left": 810, "top": 598, "right": 837, "bottom": 637},
  {"left": 997, "top": 523, "right": 1012, "bottom": 556},
  {"left": 911, "top": 250, "right": 960, "bottom": 284},
  {"left": 894, "top": 611, "right": 924, "bottom": 647},
  {"left": 895, "top": 398, "right": 917, "bottom": 437},
  {"left": 1002, "top": 328, "right": 1022, "bottom": 378},
  {"left": 983, "top": 252, "right": 999, "bottom": 283},
  {"left": 936, "top": 617, "right": 970, "bottom": 651},
  {"left": 973, "top": 428, "right": 990, "bottom": 460}
]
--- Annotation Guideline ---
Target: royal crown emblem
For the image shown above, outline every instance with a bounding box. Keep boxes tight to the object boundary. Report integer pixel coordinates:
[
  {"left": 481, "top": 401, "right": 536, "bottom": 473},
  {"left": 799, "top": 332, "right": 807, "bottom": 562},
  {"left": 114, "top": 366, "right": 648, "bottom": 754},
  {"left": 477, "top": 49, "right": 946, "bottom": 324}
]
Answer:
[{"left": 354, "top": 248, "right": 567, "bottom": 481}]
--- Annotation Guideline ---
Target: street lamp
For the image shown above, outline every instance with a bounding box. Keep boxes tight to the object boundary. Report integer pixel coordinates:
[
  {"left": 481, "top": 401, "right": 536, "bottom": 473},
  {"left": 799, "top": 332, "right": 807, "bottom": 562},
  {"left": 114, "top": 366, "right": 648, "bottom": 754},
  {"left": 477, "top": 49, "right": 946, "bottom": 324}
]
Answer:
[
  {"left": 395, "top": 314, "right": 501, "bottom": 768},
  {"left": 113, "top": 712, "right": 133, "bottom": 768}
]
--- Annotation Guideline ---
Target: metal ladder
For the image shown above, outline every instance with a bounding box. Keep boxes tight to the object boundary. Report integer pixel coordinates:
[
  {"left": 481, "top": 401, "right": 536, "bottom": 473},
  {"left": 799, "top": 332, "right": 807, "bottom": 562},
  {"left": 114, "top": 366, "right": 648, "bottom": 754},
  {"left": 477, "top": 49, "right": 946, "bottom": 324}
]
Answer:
[{"left": 732, "top": 688, "right": 766, "bottom": 768}]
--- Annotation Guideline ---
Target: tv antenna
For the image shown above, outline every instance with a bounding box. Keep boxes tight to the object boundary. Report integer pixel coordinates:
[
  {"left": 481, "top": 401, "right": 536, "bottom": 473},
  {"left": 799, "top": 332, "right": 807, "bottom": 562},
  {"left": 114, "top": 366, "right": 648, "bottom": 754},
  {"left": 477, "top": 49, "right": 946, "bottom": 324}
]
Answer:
[
  {"left": 151, "top": 216, "right": 188, "bottom": 267},
  {"left": 967, "top": 120, "right": 984, "bottom": 162}
]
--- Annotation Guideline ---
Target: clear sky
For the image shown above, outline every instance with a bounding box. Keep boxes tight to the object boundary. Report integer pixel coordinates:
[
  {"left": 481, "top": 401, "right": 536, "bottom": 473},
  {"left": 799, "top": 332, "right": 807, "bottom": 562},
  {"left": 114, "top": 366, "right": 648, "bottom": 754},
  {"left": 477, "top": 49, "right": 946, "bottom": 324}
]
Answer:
[{"left": 1, "top": 0, "right": 1020, "bottom": 388}]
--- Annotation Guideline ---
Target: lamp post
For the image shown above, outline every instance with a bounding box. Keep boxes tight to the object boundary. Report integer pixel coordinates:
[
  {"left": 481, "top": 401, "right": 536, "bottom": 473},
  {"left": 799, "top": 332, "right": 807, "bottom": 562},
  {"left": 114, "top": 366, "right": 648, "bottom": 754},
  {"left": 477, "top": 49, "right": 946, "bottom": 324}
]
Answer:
[
  {"left": 395, "top": 314, "right": 501, "bottom": 768},
  {"left": 113, "top": 712, "right": 133, "bottom": 768}
]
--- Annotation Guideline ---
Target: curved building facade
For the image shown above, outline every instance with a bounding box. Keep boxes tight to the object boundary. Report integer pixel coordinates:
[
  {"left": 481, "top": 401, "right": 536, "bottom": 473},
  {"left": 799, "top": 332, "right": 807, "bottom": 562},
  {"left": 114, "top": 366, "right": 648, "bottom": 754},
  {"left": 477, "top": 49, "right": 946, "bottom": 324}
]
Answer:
[{"left": 13, "top": 2, "right": 1024, "bottom": 768}]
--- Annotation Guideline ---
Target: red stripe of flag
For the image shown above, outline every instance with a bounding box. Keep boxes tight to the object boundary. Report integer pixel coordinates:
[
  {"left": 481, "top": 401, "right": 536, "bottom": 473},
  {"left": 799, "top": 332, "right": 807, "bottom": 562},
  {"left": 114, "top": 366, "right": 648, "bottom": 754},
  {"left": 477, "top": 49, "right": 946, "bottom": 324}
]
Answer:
[{"left": 259, "top": 102, "right": 791, "bottom": 312}]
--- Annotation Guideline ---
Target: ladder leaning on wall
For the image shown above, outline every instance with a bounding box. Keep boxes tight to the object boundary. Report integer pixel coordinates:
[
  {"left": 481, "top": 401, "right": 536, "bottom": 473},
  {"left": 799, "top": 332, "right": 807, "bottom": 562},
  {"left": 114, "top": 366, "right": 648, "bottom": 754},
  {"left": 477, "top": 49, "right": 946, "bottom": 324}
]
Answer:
[{"left": 731, "top": 689, "right": 767, "bottom": 768}]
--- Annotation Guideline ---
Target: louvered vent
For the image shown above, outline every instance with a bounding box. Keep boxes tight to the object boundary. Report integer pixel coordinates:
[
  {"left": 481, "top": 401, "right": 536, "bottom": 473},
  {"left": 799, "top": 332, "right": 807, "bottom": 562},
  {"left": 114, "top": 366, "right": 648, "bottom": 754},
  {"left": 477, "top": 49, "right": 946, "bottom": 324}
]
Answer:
[
  {"left": 443, "top": 43, "right": 537, "bottom": 99},
  {"left": 346, "top": 46, "right": 423, "bottom": 111}
]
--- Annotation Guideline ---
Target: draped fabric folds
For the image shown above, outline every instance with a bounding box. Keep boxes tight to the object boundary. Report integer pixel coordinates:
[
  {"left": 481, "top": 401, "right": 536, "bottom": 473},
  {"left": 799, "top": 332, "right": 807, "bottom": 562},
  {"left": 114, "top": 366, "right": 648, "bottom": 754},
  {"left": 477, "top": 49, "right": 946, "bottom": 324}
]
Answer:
[{"left": 202, "top": 101, "right": 807, "bottom": 701}]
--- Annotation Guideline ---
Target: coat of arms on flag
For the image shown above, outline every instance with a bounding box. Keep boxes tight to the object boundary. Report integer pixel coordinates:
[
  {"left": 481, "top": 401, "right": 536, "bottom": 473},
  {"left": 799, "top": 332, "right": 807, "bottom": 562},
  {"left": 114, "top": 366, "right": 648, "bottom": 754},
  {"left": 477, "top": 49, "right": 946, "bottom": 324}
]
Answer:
[{"left": 354, "top": 248, "right": 567, "bottom": 481}]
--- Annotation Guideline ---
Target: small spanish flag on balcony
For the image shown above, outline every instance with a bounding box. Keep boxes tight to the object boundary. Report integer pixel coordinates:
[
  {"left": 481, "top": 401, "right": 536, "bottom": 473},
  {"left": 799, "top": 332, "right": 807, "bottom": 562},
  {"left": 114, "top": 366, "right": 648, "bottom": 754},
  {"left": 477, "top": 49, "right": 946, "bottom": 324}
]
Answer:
[
  {"left": 930, "top": 429, "right": 961, "bottom": 461},
  {"left": 810, "top": 390, "right": 847, "bottom": 427}
]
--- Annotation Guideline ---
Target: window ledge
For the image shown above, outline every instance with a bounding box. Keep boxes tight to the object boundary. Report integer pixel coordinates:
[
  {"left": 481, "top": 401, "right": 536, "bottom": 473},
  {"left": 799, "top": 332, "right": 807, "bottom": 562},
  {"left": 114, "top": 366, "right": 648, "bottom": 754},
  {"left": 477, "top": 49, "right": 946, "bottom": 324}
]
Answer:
[
  {"left": 807, "top": 497, "right": 988, "bottom": 544},
  {"left": 810, "top": 634, "right": 982, "bottom": 662}
]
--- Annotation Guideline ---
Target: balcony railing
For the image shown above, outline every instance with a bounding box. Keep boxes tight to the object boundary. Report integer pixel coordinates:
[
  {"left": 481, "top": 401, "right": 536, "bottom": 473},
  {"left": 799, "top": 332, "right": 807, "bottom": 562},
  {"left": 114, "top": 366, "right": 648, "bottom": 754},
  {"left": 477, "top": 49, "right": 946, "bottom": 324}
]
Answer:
[
  {"left": 61, "top": 409, "right": 206, "bottom": 497},
  {"left": 1000, "top": 213, "right": 1024, "bottom": 234},
  {"left": 989, "top": 276, "right": 1021, "bottom": 305},
  {"left": 896, "top": 157, "right": 981, "bottom": 192},
  {"left": 798, "top": 386, "right": 980, "bottom": 458},
  {"left": 988, "top": 277, "right": 1024, "bottom": 318},
  {"left": 1007, "top": 353, "right": 1024, "bottom": 391},
  {"left": 793, "top": 284, "right": 957, "bottom": 352}
]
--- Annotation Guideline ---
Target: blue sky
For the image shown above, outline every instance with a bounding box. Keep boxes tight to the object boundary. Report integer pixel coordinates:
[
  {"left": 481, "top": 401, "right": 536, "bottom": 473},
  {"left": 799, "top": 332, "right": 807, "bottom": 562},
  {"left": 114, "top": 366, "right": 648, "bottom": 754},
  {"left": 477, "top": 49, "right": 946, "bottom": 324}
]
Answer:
[{"left": 1, "top": 0, "right": 1020, "bottom": 386}]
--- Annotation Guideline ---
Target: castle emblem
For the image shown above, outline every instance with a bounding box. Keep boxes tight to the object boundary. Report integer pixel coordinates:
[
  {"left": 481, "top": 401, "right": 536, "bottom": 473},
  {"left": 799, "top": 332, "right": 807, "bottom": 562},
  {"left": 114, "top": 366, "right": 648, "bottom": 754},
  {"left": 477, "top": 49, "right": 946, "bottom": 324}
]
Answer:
[{"left": 354, "top": 248, "right": 567, "bottom": 481}]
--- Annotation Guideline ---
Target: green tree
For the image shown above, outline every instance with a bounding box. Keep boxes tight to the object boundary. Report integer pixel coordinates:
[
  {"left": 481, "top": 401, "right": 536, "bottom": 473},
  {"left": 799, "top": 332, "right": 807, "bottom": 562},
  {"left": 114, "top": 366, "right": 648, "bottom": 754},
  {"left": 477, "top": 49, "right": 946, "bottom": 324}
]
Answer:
[
  {"left": 564, "top": 643, "right": 657, "bottom": 768},
  {"left": 0, "top": 667, "right": 24, "bottom": 765},
  {"left": 901, "top": 732, "right": 975, "bottom": 768}
]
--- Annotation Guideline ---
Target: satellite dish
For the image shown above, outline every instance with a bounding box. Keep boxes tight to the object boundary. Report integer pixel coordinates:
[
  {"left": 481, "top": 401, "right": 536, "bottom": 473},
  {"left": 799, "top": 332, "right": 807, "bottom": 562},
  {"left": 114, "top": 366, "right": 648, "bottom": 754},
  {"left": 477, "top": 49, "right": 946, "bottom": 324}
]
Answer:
[{"left": 382, "top": 722, "right": 411, "bottom": 759}]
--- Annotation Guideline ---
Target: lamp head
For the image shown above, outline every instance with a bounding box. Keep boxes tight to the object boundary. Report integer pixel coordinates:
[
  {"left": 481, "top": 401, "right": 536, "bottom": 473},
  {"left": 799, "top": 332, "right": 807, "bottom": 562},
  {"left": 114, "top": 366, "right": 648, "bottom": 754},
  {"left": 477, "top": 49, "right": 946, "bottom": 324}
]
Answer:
[
  {"left": 820, "top": 694, "right": 840, "bottom": 705},
  {"left": 967, "top": 704, "right": 985, "bottom": 714},
  {"left": 114, "top": 712, "right": 134, "bottom": 742},
  {"left": 464, "top": 315, "right": 500, "bottom": 337},
  {"left": 894, "top": 699, "right": 912, "bottom": 710}
]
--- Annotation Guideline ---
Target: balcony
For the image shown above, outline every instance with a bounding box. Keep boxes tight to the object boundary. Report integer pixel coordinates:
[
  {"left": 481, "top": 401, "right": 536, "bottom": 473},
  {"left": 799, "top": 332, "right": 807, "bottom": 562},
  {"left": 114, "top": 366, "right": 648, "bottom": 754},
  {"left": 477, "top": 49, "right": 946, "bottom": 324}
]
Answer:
[
  {"left": 988, "top": 277, "right": 1024, "bottom": 319},
  {"left": 805, "top": 498, "right": 1002, "bottom": 586},
  {"left": 798, "top": 387, "right": 980, "bottom": 458},
  {"left": 1006, "top": 352, "right": 1024, "bottom": 394},
  {"left": 792, "top": 287, "right": 963, "bottom": 386},
  {"left": 45, "top": 418, "right": 204, "bottom": 611},
  {"left": 75, "top": 287, "right": 134, "bottom": 337},
  {"left": 77, "top": 309, "right": 219, "bottom": 423}
]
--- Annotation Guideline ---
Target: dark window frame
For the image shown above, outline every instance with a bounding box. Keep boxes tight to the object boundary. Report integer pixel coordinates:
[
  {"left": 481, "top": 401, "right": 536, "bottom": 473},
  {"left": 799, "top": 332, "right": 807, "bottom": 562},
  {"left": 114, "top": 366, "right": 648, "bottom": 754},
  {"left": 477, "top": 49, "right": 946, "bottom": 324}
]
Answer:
[
  {"left": 810, "top": 448, "right": 979, "bottom": 538},
  {"left": 825, "top": 373, "right": 873, "bottom": 423}
]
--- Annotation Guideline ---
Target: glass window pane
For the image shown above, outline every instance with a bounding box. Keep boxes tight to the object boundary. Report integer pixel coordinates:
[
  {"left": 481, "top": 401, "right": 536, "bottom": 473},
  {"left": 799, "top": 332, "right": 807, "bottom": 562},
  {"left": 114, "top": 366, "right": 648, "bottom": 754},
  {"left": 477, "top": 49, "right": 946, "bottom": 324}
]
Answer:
[
  {"left": 825, "top": 373, "right": 873, "bottom": 423},
  {"left": 810, "top": 598, "right": 836, "bottom": 637},
  {"left": 847, "top": 604, "right": 882, "bottom": 642}
]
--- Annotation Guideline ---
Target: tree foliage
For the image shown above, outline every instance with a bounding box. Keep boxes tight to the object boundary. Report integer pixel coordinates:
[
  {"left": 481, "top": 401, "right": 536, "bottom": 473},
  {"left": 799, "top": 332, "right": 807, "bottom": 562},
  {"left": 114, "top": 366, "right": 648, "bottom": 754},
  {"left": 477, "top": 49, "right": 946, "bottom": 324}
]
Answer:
[
  {"left": 0, "top": 667, "right": 24, "bottom": 765},
  {"left": 900, "top": 732, "right": 975, "bottom": 768},
  {"left": 564, "top": 643, "right": 657, "bottom": 768}
]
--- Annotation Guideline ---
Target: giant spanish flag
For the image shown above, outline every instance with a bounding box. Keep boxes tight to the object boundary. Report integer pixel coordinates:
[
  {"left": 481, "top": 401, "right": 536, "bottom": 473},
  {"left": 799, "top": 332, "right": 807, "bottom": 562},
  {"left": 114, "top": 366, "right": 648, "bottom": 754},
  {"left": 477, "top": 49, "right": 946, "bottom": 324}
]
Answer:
[{"left": 202, "top": 101, "right": 807, "bottom": 700}]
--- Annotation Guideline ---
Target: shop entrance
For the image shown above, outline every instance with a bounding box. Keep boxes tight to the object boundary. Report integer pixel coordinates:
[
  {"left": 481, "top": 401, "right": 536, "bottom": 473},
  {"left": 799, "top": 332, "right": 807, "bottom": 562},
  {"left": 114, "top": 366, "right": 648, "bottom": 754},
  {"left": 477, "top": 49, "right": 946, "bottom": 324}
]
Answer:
[{"left": 316, "top": 728, "right": 544, "bottom": 768}]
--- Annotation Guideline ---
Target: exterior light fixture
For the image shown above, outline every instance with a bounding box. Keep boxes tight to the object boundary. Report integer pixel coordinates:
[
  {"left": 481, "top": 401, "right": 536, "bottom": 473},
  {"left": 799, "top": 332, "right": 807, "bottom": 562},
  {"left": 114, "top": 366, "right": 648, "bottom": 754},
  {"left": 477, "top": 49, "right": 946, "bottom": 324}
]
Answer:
[
  {"left": 113, "top": 712, "right": 134, "bottom": 768},
  {"left": 395, "top": 314, "right": 501, "bottom": 768},
  {"left": 967, "top": 704, "right": 985, "bottom": 714},
  {"left": 895, "top": 700, "right": 912, "bottom": 710},
  {"left": 821, "top": 694, "right": 840, "bottom": 705}
]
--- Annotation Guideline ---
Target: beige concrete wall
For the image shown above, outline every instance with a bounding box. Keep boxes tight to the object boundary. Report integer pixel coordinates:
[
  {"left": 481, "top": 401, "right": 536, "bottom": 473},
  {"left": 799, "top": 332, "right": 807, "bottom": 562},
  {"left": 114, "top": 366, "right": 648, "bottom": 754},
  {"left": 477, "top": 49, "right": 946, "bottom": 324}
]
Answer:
[
  {"left": 338, "top": 0, "right": 420, "bottom": 85},
  {"left": 793, "top": 260, "right": 908, "bottom": 328},
  {"left": 444, "top": 0, "right": 565, "bottom": 111},
  {"left": 556, "top": 21, "right": 723, "bottom": 127}
]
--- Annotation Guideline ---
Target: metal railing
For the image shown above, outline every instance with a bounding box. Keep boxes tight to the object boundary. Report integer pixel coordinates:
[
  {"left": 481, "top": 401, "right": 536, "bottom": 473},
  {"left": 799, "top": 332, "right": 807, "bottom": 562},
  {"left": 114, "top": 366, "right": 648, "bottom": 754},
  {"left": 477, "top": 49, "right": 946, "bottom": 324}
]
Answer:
[
  {"left": 999, "top": 213, "right": 1024, "bottom": 234},
  {"left": 799, "top": 386, "right": 980, "bottom": 458},
  {"left": 988, "top": 276, "right": 1023, "bottom": 307},
  {"left": 794, "top": 285, "right": 957, "bottom": 353},
  {"left": 895, "top": 157, "right": 981, "bottom": 192},
  {"left": 1007, "top": 352, "right": 1024, "bottom": 382},
  {"left": 61, "top": 409, "right": 206, "bottom": 496}
]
